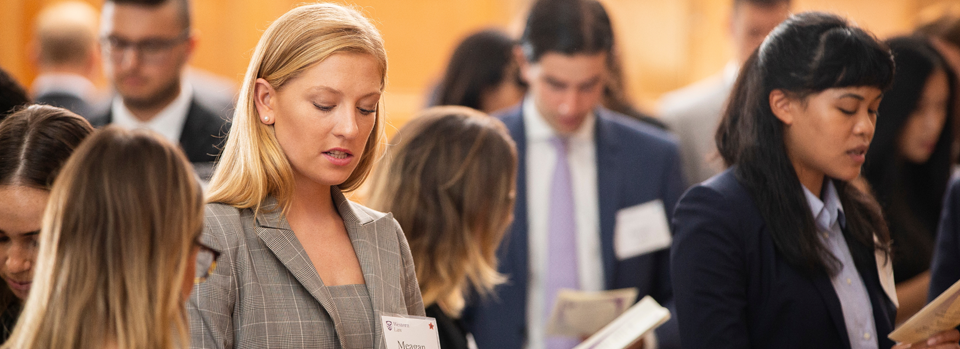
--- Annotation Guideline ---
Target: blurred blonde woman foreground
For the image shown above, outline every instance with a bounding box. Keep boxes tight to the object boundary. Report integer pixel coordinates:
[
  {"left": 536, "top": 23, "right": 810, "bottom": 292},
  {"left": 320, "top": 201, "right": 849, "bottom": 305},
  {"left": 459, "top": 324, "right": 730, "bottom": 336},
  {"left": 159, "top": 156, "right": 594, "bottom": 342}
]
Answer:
[
  {"left": 2, "top": 126, "right": 210, "bottom": 349},
  {"left": 367, "top": 106, "right": 518, "bottom": 349},
  {"left": 188, "top": 3, "right": 423, "bottom": 348}
]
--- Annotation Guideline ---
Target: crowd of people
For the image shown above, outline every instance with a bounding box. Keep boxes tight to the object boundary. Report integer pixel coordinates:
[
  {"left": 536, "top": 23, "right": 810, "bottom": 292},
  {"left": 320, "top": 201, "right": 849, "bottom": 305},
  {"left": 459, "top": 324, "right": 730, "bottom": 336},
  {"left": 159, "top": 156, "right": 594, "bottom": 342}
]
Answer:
[{"left": 4, "top": 0, "right": 960, "bottom": 348}]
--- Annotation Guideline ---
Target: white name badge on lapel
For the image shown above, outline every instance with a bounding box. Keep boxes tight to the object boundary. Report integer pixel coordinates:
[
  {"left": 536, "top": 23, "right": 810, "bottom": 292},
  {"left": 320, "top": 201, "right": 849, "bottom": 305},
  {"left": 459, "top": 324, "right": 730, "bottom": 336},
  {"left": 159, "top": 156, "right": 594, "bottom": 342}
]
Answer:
[
  {"left": 614, "top": 200, "right": 672, "bottom": 260},
  {"left": 380, "top": 313, "right": 441, "bottom": 349}
]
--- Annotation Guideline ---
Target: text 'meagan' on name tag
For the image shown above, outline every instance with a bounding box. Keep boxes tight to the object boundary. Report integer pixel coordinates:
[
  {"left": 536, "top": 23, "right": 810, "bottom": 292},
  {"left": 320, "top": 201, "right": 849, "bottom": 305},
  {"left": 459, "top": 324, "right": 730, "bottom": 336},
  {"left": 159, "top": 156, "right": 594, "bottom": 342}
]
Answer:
[{"left": 380, "top": 312, "right": 441, "bottom": 349}]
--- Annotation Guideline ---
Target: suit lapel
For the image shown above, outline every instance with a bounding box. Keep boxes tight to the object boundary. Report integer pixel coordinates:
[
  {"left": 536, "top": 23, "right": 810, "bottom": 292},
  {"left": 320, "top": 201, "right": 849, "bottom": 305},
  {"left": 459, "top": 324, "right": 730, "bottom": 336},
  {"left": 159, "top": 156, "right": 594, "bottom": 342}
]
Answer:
[
  {"left": 594, "top": 109, "right": 620, "bottom": 288},
  {"left": 332, "top": 188, "right": 394, "bottom": 349},
  {"left": 501, "top": 109, "right": 530, "bottom": 297},
  {"left": 254, "top": 210, "right": 351, "bottom": 347},
  {"left": 810, "top": 268, "right": 853, "bottom": 349}
]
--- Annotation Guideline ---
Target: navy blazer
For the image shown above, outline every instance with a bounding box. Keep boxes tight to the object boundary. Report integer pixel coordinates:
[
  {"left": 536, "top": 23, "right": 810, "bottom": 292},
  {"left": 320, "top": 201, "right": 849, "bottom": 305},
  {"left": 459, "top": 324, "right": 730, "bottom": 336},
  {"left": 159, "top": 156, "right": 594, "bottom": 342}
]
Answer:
[
  {"left": 930, "top": 176, "right": 960, "bottom": 300},
  {"left": 462, "top": 105, "right": 685, "bottom": 349},
  {"left": 88, "top": 96, "right": 229, "bottom": 164},
  {"left": 671, "top": 168, "right": 897, "bottom": 349}
]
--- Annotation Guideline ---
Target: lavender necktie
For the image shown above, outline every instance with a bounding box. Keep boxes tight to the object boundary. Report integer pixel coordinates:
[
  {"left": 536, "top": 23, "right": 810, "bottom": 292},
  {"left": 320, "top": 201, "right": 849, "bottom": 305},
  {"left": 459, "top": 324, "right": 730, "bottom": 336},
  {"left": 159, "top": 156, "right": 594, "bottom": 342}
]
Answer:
[{"left": 545, "top": 137, "right": 581, "bottom": 349}]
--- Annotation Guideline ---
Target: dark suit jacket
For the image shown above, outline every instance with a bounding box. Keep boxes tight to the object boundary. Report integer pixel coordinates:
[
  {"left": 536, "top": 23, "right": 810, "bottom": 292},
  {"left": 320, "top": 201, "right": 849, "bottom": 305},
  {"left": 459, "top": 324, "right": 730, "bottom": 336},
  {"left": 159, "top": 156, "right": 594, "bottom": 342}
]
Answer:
[
  {"left": 461, "top": 105, "right": 685, "bottom": 349},
  {"left": 930, "top": 176, "right": 960, "bottom": 300},
  {"left": 670, "top": 168, "right": 897, "bottom": 349},
  {"left": 35, "top": 91, "right": 94, "bottom": 120},
  {"left": 88, "top": 96, "right": 228, "bottom": 164}
]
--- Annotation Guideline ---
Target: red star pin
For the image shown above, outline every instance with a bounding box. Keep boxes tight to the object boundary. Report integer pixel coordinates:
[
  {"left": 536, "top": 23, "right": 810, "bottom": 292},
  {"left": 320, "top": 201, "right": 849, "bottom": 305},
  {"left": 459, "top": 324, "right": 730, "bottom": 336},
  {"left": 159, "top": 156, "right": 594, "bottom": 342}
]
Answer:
[{"left": 428, "top": 323, "right": 434, "bottom": 330}]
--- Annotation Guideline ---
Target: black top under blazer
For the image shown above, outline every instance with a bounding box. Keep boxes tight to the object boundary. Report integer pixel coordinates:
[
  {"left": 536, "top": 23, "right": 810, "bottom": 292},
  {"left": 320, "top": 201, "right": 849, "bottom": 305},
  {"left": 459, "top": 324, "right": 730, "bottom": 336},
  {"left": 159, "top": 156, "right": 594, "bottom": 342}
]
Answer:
[{"left": 670, "top": 168, "right": 897, "bottom": 349}]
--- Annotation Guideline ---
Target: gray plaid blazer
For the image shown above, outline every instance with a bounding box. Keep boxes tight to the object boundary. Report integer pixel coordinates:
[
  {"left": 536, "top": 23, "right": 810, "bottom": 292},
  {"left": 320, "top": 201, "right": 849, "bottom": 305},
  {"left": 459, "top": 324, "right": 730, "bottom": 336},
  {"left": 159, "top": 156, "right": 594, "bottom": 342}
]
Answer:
[{"left": 187, "top": 188, "right": 425, "bottom": 348}]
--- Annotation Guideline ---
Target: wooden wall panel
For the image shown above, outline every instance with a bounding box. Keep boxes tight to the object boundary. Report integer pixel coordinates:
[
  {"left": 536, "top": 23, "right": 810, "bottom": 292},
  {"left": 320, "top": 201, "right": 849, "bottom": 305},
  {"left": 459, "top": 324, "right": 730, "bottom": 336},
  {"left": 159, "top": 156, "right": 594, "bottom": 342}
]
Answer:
[{"left": 0, "top": 0, "right": 931, "bottom": 125}]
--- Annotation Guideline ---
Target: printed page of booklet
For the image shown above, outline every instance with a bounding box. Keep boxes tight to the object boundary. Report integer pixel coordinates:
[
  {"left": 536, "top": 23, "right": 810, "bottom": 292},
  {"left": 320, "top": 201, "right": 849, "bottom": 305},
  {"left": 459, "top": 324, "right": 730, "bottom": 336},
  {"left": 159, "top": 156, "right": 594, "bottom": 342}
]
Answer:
[
  {"left": 546, "top": 288, "right": 639, "bottom": 337},
  {"left": 890, "top": 277, "right": 960, "bottom": 344}
]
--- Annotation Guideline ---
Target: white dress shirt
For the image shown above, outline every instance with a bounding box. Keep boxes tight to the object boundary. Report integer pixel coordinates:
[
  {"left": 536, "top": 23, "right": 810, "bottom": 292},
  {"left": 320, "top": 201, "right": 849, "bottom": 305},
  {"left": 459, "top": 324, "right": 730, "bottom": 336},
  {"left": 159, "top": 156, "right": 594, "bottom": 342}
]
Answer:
[
  {"left": 30, "top": 73, "right": 97, "bottom": 101},
  {"left": 523, "top": 97, "right": 604, "bottom": 349},
  {"left": 112, "top": 82, "right": 193, "bottom": 144}
]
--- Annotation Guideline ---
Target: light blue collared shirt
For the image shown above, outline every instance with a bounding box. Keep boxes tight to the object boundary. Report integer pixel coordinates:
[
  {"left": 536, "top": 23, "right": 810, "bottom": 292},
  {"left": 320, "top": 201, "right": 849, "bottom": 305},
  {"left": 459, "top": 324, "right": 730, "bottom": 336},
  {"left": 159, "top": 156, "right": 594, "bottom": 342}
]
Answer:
[{"left": 803, "top": 181, "right": 878, "bottom": 349}]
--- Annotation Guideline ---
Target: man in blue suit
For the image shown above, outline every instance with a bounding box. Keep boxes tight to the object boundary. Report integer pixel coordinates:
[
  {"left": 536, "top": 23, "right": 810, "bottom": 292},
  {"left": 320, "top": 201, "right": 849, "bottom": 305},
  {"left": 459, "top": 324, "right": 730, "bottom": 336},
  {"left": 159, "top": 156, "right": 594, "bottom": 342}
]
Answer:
[{"left": 461, "top": 0, "right": 684, "bottom": 348}]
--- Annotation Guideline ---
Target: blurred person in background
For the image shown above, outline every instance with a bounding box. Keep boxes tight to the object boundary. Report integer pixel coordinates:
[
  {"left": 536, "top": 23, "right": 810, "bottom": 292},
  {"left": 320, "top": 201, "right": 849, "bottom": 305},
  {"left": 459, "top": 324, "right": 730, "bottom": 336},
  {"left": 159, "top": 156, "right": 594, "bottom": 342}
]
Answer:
[
  {"left": 862, "top": 36, "right": 956, "bottom": 322},
  {"left": 368, "top": 106, "right": 518, "bottom": 349},
  {"left": 29, "top": 1, "right": 103, "bottom": 119},
  {"left": 0, "top": 105, "right": 93, "bottom": 341},
  {"left": 0, "top": 68, "right": 30, "bottom": 121},
  {"left": 460, "top": 0, "right": 685, "bottom": 348},
  {"left": 659, "top": 0, "right": 790, "bottom": 186},
  {"left": 1, "top": 126, "right": 208, "bottom": 349},
  {"left": 915, "top": 4, "right": 960, "bottom": 162},
  {"left": 431, "top": 29, "right": 527, "bottom": 114},
  {"left": 188, "top": 4, "right": 424, "bottom": 348},
  {"left": 92, "top": 0, "right": 228, "bottom": 176}
]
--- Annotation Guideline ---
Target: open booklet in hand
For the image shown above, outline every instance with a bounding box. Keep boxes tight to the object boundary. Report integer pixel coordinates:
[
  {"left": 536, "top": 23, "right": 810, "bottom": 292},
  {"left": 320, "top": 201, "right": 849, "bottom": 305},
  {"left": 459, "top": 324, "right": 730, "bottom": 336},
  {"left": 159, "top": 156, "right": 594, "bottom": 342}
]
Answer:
[
  {"left": 544, "top": 288, "right": 670, "bottom": 349},
  {"left": 889, "top": 277, "right": 960, "bottom": 343}
]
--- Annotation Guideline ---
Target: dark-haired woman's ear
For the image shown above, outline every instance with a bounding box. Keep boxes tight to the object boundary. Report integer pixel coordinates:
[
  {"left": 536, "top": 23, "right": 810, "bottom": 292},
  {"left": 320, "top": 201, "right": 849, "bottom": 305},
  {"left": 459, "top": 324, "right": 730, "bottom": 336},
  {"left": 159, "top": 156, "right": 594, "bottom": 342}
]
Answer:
[
  {"left": 769, "top": 89, "right": 796, "bottom": 126},
  {"left": 254, "top": 78, "right": 277, "bottom": 125},
  {"left": 513, "top": 45, "right": 532, "bottom": 85}
]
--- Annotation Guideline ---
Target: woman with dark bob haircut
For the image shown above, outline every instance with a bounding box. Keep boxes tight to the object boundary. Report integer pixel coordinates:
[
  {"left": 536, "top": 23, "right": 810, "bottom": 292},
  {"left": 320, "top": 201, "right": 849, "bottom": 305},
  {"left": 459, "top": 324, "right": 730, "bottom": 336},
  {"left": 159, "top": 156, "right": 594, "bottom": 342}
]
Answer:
[
  {"left": 862, "top": 36, "right": 956, "bottom": 323},
  {"left": 670, "top": 12, "right": 959, "bottom": 349},
  {"left": 431, "top": 29, "right": 526, "bottom": 113}
]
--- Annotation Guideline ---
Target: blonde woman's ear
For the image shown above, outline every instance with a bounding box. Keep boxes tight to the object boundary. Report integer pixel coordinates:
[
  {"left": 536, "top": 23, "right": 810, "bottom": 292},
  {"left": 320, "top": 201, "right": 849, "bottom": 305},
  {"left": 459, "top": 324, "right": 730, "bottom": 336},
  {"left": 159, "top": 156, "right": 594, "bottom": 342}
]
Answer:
[{"left": 254, "top": 78, "right": 277, "bottom": 125}]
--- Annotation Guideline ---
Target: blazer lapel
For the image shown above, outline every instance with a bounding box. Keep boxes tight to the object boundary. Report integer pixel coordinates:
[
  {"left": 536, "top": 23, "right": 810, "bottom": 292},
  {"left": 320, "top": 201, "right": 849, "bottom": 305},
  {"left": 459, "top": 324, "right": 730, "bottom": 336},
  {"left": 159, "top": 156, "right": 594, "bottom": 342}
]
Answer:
[
  {"left": 334, "top": 187, "right": 395, "bottom": 349},
  {"left": 594, "top": 109, "right": 621, "bottom": 288},
  {"left": 253, "top": 197, "right": 350, "bottom": 347},
  {"left": 810, "top": 270, "right": 853, "bottom": 349},
  {"left": 500, "top": 109, "right": 530, "bottom": 298}
]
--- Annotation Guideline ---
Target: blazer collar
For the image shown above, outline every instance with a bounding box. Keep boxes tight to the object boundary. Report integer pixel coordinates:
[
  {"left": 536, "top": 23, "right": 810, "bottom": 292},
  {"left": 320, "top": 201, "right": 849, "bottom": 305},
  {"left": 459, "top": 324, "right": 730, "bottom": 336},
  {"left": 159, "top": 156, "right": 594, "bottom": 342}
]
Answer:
[
  {"left": 254, "top": 186, "right": 389, "bottom": 348},
  {"left": 254, "top": 187, "right": 377, "bottom": 229}
]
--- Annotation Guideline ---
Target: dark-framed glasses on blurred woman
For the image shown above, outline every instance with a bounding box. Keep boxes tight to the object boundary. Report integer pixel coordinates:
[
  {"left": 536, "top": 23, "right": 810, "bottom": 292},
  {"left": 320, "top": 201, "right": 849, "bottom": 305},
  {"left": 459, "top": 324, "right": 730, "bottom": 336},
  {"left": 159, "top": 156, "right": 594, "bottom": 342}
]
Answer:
[
  {"left": 194, "top": 241, "right": 220, "bottom": 284},
  {"left": 100, "top": 31, "right": 189, "bottom": 64}
]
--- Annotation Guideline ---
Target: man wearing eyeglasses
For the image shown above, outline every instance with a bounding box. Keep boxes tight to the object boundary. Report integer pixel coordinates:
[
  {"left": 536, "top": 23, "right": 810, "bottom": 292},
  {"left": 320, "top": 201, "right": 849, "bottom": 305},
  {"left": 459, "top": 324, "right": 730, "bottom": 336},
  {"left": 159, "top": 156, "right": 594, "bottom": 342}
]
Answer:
[{"left": 91, "top": 0, "right": 227, "bottom": 173}]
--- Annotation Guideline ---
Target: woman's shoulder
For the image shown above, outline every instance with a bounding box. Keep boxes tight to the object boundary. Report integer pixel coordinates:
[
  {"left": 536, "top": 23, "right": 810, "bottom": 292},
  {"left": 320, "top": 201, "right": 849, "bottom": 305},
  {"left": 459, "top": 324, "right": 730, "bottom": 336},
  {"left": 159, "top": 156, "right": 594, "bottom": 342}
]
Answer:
[
  {"left": 201, "top": 202, "right": 250, "bottom": 249},
  {"left": 674, "top": 168, "right": 763, "bottom": 238}
]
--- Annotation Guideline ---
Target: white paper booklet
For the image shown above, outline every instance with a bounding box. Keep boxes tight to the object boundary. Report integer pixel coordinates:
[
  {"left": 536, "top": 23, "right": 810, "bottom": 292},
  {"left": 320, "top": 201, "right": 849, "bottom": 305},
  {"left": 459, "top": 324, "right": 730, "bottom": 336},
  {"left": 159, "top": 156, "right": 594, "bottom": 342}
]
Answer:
[
  {"left": 546, "top": 288, "right": 639, "bottom": 337},
  {"left": 574, "top": 295, "right": 671, "bottom": 349},
  {"left": 889, "top": 277, "right": 960, "bottom": 344}
]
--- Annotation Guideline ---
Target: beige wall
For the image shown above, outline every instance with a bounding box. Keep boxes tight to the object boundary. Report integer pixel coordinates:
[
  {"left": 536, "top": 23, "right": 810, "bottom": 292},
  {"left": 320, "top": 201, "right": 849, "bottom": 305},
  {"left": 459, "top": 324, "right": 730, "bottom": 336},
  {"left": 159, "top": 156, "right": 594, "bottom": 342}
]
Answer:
[{"left": 0, "top": 0, "right": 931, "bottom": 129}]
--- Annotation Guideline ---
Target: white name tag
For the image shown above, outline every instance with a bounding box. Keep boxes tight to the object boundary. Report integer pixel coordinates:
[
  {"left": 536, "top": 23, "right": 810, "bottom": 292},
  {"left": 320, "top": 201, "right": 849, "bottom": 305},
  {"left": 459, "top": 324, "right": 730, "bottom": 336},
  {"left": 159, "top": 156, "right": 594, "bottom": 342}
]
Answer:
[
  {"left": 380, "top": 313, "right": 441, "bottom": 349},
  {"left": 614, "top": 200, "right": 672, "bottom": 260}
]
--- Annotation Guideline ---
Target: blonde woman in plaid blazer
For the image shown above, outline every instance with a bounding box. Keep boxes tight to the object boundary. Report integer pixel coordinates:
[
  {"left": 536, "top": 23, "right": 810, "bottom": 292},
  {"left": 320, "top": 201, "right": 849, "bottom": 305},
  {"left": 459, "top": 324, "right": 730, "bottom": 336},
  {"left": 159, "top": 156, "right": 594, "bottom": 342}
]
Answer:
[{"left": 187, "top": 3, "right": 424, "bottom": 348}]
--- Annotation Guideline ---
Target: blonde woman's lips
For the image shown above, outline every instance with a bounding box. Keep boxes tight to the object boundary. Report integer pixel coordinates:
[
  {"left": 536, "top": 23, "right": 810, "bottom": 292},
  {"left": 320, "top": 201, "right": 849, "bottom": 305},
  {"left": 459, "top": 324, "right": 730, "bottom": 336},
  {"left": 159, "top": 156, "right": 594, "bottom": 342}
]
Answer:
[{"left": 323, "top": 147, "right": 353, "bottom": 166}]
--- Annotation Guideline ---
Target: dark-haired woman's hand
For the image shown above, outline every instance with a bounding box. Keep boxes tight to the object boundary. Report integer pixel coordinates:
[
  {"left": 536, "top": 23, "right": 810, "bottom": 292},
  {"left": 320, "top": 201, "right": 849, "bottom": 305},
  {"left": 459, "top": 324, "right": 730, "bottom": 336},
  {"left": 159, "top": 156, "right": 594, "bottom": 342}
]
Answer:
[{"left": 893, "top": 329, "right": 960, "bottom": 348}]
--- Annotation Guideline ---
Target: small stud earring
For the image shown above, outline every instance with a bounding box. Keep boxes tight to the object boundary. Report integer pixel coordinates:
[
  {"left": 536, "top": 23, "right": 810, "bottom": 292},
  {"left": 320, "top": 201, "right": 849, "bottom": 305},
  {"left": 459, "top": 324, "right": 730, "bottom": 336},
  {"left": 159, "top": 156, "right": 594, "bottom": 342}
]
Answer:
[{"left": 263, "top": 116, "right": 269, "bottom": 121}]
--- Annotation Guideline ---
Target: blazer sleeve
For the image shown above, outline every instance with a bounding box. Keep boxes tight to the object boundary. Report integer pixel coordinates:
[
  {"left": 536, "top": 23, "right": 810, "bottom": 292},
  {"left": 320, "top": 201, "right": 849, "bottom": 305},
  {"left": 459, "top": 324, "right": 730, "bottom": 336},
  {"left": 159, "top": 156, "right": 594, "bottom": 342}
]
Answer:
[
  {"left": 670, "top": 184, "right": 750, "bottom": 349},
  {"left": 930, "top": 178, "right": 960, "bottom": 301},
  {"left": 394, "top": 218, "right": 426, "bottom": 316},
  {"left": 188, "top": 207, "right": 240, "bottom": 349}
]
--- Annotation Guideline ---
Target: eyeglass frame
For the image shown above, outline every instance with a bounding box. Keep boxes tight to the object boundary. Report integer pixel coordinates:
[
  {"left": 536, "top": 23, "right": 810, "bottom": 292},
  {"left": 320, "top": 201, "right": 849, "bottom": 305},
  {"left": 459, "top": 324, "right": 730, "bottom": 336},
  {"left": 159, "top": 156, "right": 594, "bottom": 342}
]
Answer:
[
  {"left": 100, "top": 30, "right": 191, "bottom": 64},
  {"left": 194, "top": 240, "right": 220, "bottom": 284}
]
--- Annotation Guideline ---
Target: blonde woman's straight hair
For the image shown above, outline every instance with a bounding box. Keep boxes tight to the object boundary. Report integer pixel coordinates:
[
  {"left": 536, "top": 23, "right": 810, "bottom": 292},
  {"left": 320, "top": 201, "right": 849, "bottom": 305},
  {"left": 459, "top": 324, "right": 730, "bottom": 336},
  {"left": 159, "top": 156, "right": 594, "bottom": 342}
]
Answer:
[
  {"left": 367, "top": 106, "right": 517, "bottom": 315},
  {"left": 2, "top": 126, "right": 204, "bottom": 349},
  {"left": 207, "top": 2, "right": 387, "bottom": 212}
]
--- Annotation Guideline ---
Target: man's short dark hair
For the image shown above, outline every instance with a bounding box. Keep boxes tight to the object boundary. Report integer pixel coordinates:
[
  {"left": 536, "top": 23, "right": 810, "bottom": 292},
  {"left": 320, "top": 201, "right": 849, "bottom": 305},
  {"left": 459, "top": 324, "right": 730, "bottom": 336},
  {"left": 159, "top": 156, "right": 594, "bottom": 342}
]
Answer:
[
  {"left": 106, "top": 0, "right": 191, "bottom": 31},
  {"left": 519, "top": 0, "right": 614, "bottom": 63}
]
